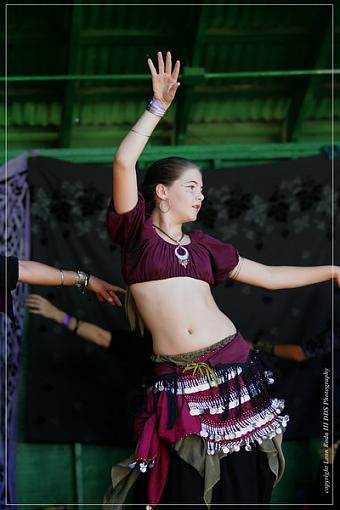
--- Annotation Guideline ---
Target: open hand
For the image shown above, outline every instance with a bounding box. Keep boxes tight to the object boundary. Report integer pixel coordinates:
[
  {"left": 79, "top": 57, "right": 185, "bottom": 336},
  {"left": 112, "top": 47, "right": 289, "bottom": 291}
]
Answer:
[
  {"left": 147, "top": 51, "right": 180, "bottom": 108},
  {"left": 26, "top": 294, "right": 58, "bottom": 320},
  {"left": 87, "top": 276, "right": 126, "bottom": 306}
]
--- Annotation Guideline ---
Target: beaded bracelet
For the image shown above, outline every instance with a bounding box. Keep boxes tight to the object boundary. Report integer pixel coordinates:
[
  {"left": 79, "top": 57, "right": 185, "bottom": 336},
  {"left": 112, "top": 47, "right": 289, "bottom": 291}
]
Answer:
[{"left": 62, "top": 314, "right": 72, "bottom": 328}]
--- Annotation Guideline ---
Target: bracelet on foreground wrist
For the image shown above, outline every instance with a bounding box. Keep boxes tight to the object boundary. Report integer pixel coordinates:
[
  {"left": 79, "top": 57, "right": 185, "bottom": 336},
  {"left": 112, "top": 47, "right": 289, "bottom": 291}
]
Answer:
[
  {"left": 74, "top": 270, "right": 90, "bottom": 294},
  {"left": 146, "top": 97, "right": 167, "bottom": 117}
]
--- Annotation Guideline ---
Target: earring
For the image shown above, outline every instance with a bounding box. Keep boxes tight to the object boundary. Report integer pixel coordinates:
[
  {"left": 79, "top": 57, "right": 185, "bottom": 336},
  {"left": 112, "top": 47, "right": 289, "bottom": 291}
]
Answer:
[{"left": 159, "top": 199, "right": 171, "bottom": 213}]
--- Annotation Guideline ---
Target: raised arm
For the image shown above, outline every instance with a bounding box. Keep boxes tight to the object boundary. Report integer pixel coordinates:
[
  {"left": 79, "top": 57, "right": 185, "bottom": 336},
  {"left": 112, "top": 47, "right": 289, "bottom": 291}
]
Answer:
[
  {"left": 113, "top": 51, "right": 180, "bottom": 213},
  {"left": 230, "top": 256, "right": 340, "bottom": 290}
]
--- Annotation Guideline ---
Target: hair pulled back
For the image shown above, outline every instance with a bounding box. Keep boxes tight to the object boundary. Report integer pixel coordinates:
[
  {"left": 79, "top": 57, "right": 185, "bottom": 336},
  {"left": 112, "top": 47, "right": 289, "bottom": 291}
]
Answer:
[{"left": 139, "top": 156, "right": 201, "bottom": 214}]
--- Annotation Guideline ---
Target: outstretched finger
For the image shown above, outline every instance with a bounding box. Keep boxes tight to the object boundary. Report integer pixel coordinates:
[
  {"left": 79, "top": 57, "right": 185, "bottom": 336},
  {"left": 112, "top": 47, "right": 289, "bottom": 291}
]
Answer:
[
  {"left": 171, "top": 60, "right": 180, "bottom": 81},
  {"left": 110, "top": 286, "right": 127, "bottom": 294},
  {"left": 26, "top": 297, "right": 41, "bottom": 306},
  {"left": 165, "top": 51, "right": 172, "bottom": 74},
  {"left": 103, "top": 290, "right": 122, "bottom": 307},
  {"left": 108, "top": 289, "right": 123, "bottom": 306},
  {"left": 26, "top": 302, "right": 40, "bottom": 309},
  {"left": 157, "top": 51, "right": 164, "bottom": 74},
  {"left": 147, "top": 57, "right": 157, "bottom": 76}
]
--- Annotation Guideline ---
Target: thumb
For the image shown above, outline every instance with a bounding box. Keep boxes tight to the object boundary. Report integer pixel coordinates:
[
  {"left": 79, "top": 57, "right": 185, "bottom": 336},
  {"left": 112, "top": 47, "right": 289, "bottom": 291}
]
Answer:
[{"left": 169, "top": 82, "right": 180, "bottom": 96}]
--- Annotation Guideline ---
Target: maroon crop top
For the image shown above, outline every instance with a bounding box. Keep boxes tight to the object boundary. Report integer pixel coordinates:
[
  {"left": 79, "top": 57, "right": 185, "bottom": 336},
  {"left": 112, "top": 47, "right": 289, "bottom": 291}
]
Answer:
[{"left": 106, "top": 192, "right": 239, "bottom": 286}]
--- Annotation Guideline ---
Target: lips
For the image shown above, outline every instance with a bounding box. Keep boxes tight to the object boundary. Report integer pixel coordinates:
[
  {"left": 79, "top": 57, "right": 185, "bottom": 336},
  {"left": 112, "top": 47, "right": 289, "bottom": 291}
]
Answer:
[{"left": 193, "top": 205, "right": 201, "bottom": 211}]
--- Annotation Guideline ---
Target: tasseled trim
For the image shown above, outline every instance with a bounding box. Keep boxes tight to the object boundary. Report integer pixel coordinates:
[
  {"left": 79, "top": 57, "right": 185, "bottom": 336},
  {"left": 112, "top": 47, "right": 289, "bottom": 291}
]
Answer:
[{"left": 151, "top": 350, "right": 289, "bottom": 455}]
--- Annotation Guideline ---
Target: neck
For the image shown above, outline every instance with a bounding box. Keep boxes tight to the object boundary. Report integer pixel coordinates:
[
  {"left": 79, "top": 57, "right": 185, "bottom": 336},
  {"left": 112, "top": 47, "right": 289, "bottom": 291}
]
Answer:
[{"left": 151, "top": 210, "right": 183, "bottom": 238}]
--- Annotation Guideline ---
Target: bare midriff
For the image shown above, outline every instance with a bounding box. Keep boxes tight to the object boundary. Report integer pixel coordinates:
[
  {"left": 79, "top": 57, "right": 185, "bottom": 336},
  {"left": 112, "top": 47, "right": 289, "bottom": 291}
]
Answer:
[{"left": 130, "top": 277, "right": 237, "bottom": 355}]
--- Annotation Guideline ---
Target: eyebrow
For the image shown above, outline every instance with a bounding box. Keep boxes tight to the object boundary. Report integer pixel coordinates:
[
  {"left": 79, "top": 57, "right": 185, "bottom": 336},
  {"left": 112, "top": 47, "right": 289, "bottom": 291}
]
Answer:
[{"left": 184, "top": 180, "right": 203, "bottom": 187}]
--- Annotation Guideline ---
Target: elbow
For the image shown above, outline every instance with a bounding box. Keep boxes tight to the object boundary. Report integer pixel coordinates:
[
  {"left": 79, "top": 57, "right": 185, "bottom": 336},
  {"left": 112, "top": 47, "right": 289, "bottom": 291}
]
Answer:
[
  {"left": 113, "top": 156, "right": 126, "bottom": 170},
  {"left": 113, "top": 153, "right": 134, "bottom": 171}
]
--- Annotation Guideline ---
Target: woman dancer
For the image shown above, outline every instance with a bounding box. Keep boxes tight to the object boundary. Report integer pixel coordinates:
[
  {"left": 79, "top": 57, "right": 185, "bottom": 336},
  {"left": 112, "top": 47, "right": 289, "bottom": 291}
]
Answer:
[{"left": 104, "top": 51, "right": 339, "bottom": 509}]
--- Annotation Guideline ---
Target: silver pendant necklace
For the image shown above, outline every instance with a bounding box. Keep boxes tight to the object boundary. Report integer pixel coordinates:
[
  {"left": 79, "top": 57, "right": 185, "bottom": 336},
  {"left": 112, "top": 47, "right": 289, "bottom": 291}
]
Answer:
[{"left": 153, "top": 224, "right": 190, "bottom": 268}]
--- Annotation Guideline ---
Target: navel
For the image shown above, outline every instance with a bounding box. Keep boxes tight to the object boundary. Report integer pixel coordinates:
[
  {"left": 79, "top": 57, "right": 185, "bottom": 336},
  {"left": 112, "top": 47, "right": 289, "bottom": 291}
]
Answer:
[{"left": 188, "top": 329, "right": 193, "bottom": 335}]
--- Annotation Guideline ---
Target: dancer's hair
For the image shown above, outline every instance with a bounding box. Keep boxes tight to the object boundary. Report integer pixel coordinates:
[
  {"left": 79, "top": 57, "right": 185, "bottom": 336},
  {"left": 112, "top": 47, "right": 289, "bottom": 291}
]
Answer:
[{"left": 126, "top": 156, "right": 201, "bottom": 334}]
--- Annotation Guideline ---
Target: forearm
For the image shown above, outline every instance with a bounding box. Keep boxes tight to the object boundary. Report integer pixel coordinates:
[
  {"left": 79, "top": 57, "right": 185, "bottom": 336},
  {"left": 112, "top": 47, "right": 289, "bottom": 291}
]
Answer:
[
  {"left": 269, "top": 265, "right": 334, "bottom": 290},
  {"left": 273, "top": 344, "right": 306, "bottom": 362},
  {"left": 18, "top": 261, "right": 77, "bottom": 286},
  {"left": 50, "top": 307, "right": 111, "bottom": 346},
  {"left": 114, "top": 109, "right": 163, "bottom": 168}
]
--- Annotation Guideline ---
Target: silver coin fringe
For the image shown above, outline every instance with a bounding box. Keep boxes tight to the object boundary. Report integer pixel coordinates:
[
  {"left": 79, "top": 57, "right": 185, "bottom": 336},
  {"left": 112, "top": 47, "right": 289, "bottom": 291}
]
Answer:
[
  {"left": 153, "top": 365, "right": 289, "bottom": 456},
  {"left": 154, "top": 365, "right": 243, "bottom": 395}
]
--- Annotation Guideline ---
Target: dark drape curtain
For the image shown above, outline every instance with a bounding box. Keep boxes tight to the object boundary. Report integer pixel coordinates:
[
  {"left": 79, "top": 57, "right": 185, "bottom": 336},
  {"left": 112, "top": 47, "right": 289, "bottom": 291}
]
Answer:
[
  {"left": 25, "top": 154, "right": 338, "bottom": 444},
  {"left": 26, "top": 156, "right": 153, "bottom": 444}
]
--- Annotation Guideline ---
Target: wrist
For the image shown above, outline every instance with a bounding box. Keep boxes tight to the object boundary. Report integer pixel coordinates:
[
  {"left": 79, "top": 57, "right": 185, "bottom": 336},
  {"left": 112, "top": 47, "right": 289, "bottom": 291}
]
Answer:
[
  {"left": 74, "top": 270, "right": 90, "bottom": 293},
  {"left": 53, "top": 308, "right": 65, "bottom": 323},
  {"left": 152, "top": 97, "right": 170, "bottom": 110},
  {"left": 146, "top": 97, "right": 168, "bottom": 117}
]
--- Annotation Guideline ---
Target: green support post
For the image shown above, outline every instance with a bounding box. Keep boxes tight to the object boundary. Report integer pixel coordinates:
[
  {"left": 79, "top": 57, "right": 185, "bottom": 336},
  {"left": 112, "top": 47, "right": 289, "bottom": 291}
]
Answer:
[
  {"left": 175, "top": 3, "right": 209, "bottom": 145},
  {"left": 60, "top": 3, "right": 82, "bottom": 148},
  {"left": 281, "top": 8, "right": 332, "bottom": 142},
  {"left": 175, "top": 67, "right": 206, "bottom": 145}
]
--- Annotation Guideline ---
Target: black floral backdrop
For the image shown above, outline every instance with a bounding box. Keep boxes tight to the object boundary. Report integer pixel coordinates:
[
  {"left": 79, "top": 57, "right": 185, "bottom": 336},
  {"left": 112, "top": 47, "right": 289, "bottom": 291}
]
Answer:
[{"left": 25, "top": 154, "right": 339, "bottom": 443}]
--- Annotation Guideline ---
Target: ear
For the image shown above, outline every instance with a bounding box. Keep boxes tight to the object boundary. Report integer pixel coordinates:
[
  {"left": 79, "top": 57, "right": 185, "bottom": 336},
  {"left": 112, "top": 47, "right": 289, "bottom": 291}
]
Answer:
[{"left": 155, "top": 183, "right": 168, "bottom": 200}]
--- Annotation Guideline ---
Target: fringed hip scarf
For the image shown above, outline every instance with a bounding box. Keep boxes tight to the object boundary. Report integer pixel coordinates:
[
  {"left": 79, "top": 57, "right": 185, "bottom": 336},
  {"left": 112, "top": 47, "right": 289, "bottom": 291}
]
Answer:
[{"left": 127, "top": 331, "right": 289, "bottom": 507}]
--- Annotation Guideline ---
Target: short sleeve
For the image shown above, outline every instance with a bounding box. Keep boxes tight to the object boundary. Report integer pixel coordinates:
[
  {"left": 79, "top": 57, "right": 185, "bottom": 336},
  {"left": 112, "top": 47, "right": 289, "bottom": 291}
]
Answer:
[
  {"left": 198, "top": 232, "right": 239, "bottom": 285},
  {"left": 106, "top": 192, "right": 146, "bottom": 248},
  {"left": 0, "top": 255, "right": 19, "bottom": 290}
]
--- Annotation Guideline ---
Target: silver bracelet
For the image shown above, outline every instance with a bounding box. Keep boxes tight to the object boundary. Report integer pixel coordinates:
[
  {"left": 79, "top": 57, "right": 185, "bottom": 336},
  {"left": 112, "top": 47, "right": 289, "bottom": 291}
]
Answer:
[
  {"left": 146, "top": 98, "right": 167, "bottom": 118},
  {"left": 146, "top": 106, "right": 164, "bottom": 117},
  {"left": 74, "top": 270, "right": 90, "bottom": 293},
  {"left": 131, "top": 128, "right": 151, "bottom": 138}
]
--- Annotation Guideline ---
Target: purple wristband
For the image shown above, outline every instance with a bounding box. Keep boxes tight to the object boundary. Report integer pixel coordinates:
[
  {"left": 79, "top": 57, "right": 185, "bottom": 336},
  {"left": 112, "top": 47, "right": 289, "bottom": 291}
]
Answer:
[
  {"left": 62, "top": 314, "right": 72, "bottom": 327},
  {"left": 150, "top": 98, "right": 166, "bottom": 112}
]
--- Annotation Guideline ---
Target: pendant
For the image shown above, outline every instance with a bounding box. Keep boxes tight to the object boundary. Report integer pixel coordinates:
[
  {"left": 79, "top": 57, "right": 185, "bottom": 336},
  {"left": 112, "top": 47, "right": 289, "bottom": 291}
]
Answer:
[{"left": 175, "top": 245, "right": 189, "bottom": 268}]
